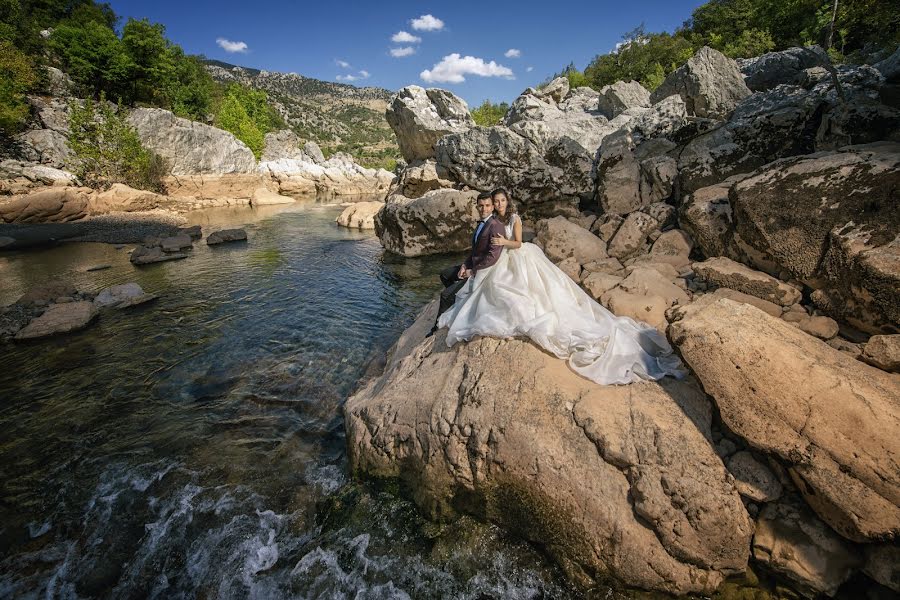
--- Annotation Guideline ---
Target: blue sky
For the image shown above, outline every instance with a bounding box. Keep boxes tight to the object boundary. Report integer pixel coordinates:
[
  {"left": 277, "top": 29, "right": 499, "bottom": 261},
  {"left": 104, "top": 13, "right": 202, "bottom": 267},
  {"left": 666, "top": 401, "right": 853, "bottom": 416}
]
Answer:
[{"left": 106, "top": 0, "right": 707, "bottom": 106}]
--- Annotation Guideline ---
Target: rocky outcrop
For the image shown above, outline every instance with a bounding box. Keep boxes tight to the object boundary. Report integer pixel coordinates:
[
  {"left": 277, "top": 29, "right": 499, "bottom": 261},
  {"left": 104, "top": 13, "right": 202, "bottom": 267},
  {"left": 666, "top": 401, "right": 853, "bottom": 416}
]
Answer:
[
  {"left": 597, "top": 80, "right": 651, "bottom": 118},
  {"left": 387, "top": 159, "right": 454, "bottom": 198},
  {"left": 670, "top": 299, "right": 900, "bottom": 543},
  {"left": 250, "top": 186, "right": 294, "bottom": 206},
  {"left": 385, "top": 86, "right": 475, "bottom": 162},
  {"left": 346, "top": 303, "right": 752, "bottom": 595},
  {"left": 0, "top": 187, "right": 94, "bottom": 223},
  {"left": 128, "top": 108, "right": 256, "bottom": 175},
  {"left": 259, "top": 154, "right": 394, "bottom": 198},
  {"left": 650, "top": 46, "right": 751, "bottom": 119},
  {"left": 261, "top": 130, "right": 311, "bottom": 162},
  {"left": 335, "top": 201, "right": 383, "bottom": 229},
  {"left": 374, "top": 189, "right": 478, "bottom": 256},
  {"left": 862, "top": 335, "right": 900, "bottom": 372},
  {"left": 693, "top": 257, "right": 801, "bottom": 306},
  {"left": 534, "top": 216, "right": 607, "bottom": 264},
  {"left": 738, "top": 46, "right": 829, "bottom": 91}
]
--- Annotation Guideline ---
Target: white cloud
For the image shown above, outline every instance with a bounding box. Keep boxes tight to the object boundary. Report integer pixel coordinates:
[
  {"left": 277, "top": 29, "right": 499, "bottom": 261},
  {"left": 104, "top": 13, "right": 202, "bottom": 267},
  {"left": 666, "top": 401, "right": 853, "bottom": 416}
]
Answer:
[
  {"left": 411, "top": 14, "right": 444, "bottom": 31},
  {"left": 336, "top": 59, "right": 351, "bottom": 68},
  {"left": 391, "top": 31, "right": 421, "bottom": 44},
  {"left": 420, "top": 53, "right": 514, "bottom": 83},
  {"left": 390, "top": 46, "right": 416, "bottom": 58},
  {"left": 337, "top": 70, "right": 370, "bottom": 82},
  {"left": 504, "top": 48, "right": 521, "bottom": 58},
  {"left": 526, "top": 66, "right": 534, "bottom": 72},
  {"left": 216, "top": 38, "right": 248, "bottom": 53}
]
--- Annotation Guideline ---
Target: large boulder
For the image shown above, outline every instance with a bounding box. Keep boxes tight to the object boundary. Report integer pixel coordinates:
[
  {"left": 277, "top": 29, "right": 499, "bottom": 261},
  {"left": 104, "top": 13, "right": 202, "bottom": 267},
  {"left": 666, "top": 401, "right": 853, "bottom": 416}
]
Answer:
[
  {"left": 0, "top": 187, "right": 93, "bottom": 223},
  {"left": 534, "top": 216, "right": 607, "bottom": 264},
  {"left": 345, "top": 304, "right": 753, "bottom": 595},
  {"left": 693, "top": 257, "right": 801, "bottom": 306},
  {"left": 15, "top": 128, "right": 72, "bottom": 167},
  {"left": 261, "top": 130, "right": 309, "bottom": 162},
  {"left": 127, "top": 108, "right": 256, "bottom": 175},
  {"left": 738, "top": 46, "right": 829, "bottom": 92},
  {"left": 385, "top": 86, "right": 475, "bottom": 162},
  {"left": 374, "top": 189, "right": 479, "bottom": 256},
  {"left": 597, "top": 80, "right": 651, "bottom": 118},
  {"left": 335, "top": 201, "right": 383, "bottom": 230},
  {"left": 14, "top": 301, "right": 97, "bottom": 340},
  {"left": 388, "top": 159, "right": 454, "bottom": 198},
  {"left": 670, "top": 299, "right": 900, "bottom": 543},
  {"left": 90, "top": 183, "right": 171, "bottom": 213},
  {"left": 650, "top": 47, "right": 751, "bottom": 120},
  {"left": 731, "top": 144, "right": 900, "bottom": 332}
]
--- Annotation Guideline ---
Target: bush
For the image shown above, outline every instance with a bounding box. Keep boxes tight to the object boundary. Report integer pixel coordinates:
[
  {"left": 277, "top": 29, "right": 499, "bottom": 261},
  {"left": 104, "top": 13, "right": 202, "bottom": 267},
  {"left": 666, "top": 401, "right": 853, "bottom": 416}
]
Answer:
[
  {"left": 213, "top": 84, "right": 283, "bottom": 158},
  {"left": 68, "top": 95, "right": 166, "bottom": 191},
  {"left": 584, "top": 27, "right": 695, "bottom": 91},
  {"left": 470, "top": 100, "right": 509, "bottom": 126},
  {"left": 0, "top": 39, "right": 38, "bottom": 135}
]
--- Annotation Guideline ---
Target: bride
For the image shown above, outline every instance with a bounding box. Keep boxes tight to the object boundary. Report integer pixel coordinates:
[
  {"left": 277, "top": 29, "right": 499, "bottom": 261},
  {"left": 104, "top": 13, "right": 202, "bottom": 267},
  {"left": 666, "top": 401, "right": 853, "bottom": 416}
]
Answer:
[{"left": 437, "top": 189, "right": 685, "bottom": 385}]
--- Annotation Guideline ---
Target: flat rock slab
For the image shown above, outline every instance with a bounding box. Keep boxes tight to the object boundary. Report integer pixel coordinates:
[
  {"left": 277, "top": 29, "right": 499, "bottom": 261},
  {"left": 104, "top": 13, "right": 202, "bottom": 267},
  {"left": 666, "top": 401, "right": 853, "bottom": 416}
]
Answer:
[
  {"left": 160, "top": 234, "right": 193, "bottom": 252},
  {"left": 206, "top": 228, "right": 248, "bottom": 245},
  {"left": 130, "top": 245, "right": 188, "bottom": 265},
  {"left": 14, "top": 301, "right": 97, "bottom": 340},
  {"left": 694, "top": 256, "right": 800, "bottom": 306},
  {"left": 94, "top": 283, "right": 156, "bottom": 309},
  {"left": 670, "top": 298, "right": 900, "bottom": 543}
]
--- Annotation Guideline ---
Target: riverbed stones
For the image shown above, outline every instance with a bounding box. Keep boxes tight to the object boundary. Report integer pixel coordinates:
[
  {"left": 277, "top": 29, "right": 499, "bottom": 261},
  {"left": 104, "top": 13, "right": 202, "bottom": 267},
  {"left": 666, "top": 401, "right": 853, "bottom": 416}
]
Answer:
[
  {"left": 346, "top": 315, "right": 752, "bottom": 595},
  {"left": 693, "top": 257, "right": 801, "bottom": 306},
  {"left": 862, "top": 335, "right": 900, "bottom": 372},
  {"left": 206, "top": 228, "right": 248, "bottom": 245},
  {"left": 375, "top": 189, "right": 479, "bottom": 257},
  {"left": 385, "top": 86, "right": 475, "bottom": 162},
  {"left": 651, "top": 46, "right": 751, "bottom": 119},
  {"left": 335, "top": 201, "right": 384, "bottom": 230},
  {"left": 15, "top": 281, "right": 78, "bottom": 306},
  {"left": 670, "top": 299, "right": 900, "bottom": 543},
  {"left": 130, "top": 245, "right": 189, "bottom": 264},
  {"left": 14, "top": 301, "right": 97, "bottom": 340},
  {"left": 534, "top": 216, "right": 607, "bottom": 264},
  {"left": 752, "top": 498, "right": 861, "bottom": 597},
  {"left": 94, "top": 283, "right": 156, "bottom": 309}
]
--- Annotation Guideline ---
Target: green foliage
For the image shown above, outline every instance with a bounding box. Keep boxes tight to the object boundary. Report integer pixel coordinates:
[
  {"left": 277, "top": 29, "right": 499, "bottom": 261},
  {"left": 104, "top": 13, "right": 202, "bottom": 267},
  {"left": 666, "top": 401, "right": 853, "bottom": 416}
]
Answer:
[
  {"left": 470, "top": 99, "right": 509, "bottom": 126},
  {"left": 723, "top": 28, "right": 776, "bottom": 58},
  {"left": 214, "top": 87, "right": 269, "bottom": 158},
  {"left": 0, "top": 39, "right": 38, "bottom": 134},
  {"left": 48, "top": 20, "right": 133, "bottom": 100},
  {"left": 584, "top": 27, "right": 695, "bottom": 91},
  {"left": 68, "top": 95, "right": 167, "bottom": 191}
]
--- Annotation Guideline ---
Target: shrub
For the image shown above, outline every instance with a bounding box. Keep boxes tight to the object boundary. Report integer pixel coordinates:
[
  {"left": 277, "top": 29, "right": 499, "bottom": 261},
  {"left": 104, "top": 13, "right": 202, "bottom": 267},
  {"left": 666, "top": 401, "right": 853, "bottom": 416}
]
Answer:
[
  {"left": 68, "top": 95, "right": 167, "bottom": 192},
  {"left": 213, "top": 84, "right": 283, "bottom": 157},
  {"left": 470, "top": 100, "right": 509, "bottom": 126},
  {"left": 0, "top": 39, "right": 38, "bottom": 135},
  {"left": 584, "top": 27, "right": 695, "bottom": 91}
]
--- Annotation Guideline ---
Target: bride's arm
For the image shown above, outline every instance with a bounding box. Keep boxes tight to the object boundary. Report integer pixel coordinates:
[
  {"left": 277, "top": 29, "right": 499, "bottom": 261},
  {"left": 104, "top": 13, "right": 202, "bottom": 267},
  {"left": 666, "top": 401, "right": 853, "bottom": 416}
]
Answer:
[{"left": 508, "top": 217, "right": 523, "bottom": 249}]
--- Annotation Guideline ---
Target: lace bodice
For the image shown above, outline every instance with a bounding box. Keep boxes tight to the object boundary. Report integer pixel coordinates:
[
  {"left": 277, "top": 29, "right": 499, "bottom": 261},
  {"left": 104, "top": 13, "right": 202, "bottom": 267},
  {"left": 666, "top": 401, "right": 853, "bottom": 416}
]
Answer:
[{"left": 503, "top": 214, "right": 520, "bottom": 240}]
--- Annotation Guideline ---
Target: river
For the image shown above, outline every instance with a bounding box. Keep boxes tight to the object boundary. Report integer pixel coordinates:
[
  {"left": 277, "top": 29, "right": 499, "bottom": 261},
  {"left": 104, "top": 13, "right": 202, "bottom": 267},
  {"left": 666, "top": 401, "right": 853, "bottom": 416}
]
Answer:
[{"left": 0, "top": 201, "right": 582, "bottom": 599}]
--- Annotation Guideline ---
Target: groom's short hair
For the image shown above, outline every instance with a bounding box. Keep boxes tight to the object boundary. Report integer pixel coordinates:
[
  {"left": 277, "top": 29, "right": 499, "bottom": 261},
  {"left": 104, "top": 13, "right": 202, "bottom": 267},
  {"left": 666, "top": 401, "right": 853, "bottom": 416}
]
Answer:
[{"left": 476, "top": 191, "right": 492, "bottom": 201}]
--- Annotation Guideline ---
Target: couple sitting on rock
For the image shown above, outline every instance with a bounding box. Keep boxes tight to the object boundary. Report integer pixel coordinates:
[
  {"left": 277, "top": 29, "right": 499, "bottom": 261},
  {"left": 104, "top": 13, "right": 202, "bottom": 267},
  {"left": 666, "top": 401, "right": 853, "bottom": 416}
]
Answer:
[{"left": 429, "top": 189, "right": 684, "bottom": 385}]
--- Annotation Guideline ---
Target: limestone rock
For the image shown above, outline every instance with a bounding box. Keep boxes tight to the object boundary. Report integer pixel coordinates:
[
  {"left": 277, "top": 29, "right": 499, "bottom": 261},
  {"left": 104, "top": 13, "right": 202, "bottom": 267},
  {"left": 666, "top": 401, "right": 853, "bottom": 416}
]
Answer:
[
  {"left": 130, "top": 245, "right": 189, "bottom": 264},
  {"left": 651, "top": 230, "right": 693, "bottom": 259},
  {"left": 557, "top": 256, "right": 581, "bottom": 282},
  {"left": 670, "top": 299, "right": 900, "bottom": 543},
  {"left": 94, "top": 283, "right": 156, "bottom": 309},
  {"left": 389, "top": 159, "right": 453, "bottom": 198},
  {"left": 261, "top": 130, "right": 308, "bottom": 162},
  {"left": 375, "top": 189, "right": 478, "bottom": 257},
  {"left": 16, "top": 282, "right": 77, "bottom": 306},
  {"left": 0, "top": 187, "right": 93, "bottom": 224},
  {"left": 206, "top": 228, "right": 248, "bottom": 245},
  {"left": 16, "top": 128, "right": 72, "bottom": 167},
  {"left": 601, "top": 289, "right": 669, "bottom": 331},
  {"left": 693, "top": 257, "right": 801, "bottom": 306},
  {"left": 581, "top": 272, "right": 623, "bottom": 300},
  {"left": 731, "top": 144, "right": 900, "bottom": 332},
  {"left": 617, "top": 266, "right": 690, "bottom": 308},
  {"left": 679, "top": 179, "right": 740, "bottom": 258},
  {"left": 607, "top": 212, "right": 659, "bottom": 260},
  {"left": 14, "top": 301, "right": 97, "bottom": 340},
  {"left": 727, "top": 451, "right": 782, "bottom": 503},
  {"left": 535, "top": 216, "right": 607, "bottom": 264},
  {"left": 651, "top": 47, "right": 751, "bottom": 120},
  {"left": 597, "top": 80, "right": 651, "bottom": 118},
  {"left": 160, "top": 234, "right": 193, "bottom": 252},
  {"left": 753, "top": 498, "right": 861, "bottom": 597},
  {"left": 797, "top": 315, "right": 839, "bottom": 340},
  {"left": 128, "top": 108, "right": 256, "bottom": 175},
  {"left": 346, "top": 311, "right": 752, "bottom": 595},
  {"left": 385, "top": 86, "right": 474, "bottom": 161},
  {"left": 335, "top": 201, "right": 383, "bottom": 230},
  {"left": 862, "top": 335, "right": 900, "bottom": 372},
  {"left": 303, "top": 141, "right": 326, "bottom": 163},
  {"left": 250, "top": 186, "right": 294, "bottom": 206},
  {"left": 91, "top": 184, "right": 170, "bottom": 213},
  {"left": 738, "top": 46, "right": 829, "bottom": 92}
]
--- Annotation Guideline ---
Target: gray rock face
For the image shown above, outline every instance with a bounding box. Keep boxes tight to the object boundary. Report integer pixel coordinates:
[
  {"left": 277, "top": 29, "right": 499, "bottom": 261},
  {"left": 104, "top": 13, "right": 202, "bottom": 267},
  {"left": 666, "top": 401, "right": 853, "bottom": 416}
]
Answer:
[
  {"left": 731, "top": 144, "right": 900, "bottom": 333},
  {"left": 14, "top": 301, "right": 97, "bottom": 340},
  {"left": 597, "top": 80, "right": 651, "bottom": 118},
  {"left": 16, "top": 128, "right": 72, "bottom": 168},
  {"left": 261, "top": 130, "right": 309, "bottom": 162},
  {"left": 388, "top": 159, "right": 454, "bottom": 199},
  {"left": 670, "top": 299, "right": 900, "bottom": 543},
  {"left": 385, "top": 86, "right": 475, "bottom": 162},
  {"left": 303, "top": 141, "right": 325, "bottom": 163},
  {"left": 374, "top": 189, "right": 478, "bottom": 256},
  {"left": 534, "top": 216, "right": 607, "bottom": 264},
  {"left": 608, "top": 212, "right": 660, "bottom": 260},
  {"left": 650, "top": 47, "right": 751, "bottom": 120},
  {"left": 345, "top": 304, "right": 753, "bottom": 595},
  {"left": 738, "top": 46, "right": 829, "bottom": 91},
  {"left": 753, "top": 498, "right": 861, "bottom": 597},
  {"left": 206, "top": 228, "right": 248, "bottom": 245},
  {"left": 128, "top": 108, "right": 256, "bottom": 175},
  {"left": 693, "top": 257, "right": 801, "bottom": 306},
  {"left": 874, "top": 45, "right": 900, "bottom": 84}
]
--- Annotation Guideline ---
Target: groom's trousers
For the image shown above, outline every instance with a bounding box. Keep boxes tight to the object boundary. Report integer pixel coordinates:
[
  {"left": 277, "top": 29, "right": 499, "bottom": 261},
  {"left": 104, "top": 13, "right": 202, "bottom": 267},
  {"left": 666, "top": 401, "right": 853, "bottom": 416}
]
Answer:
[{"left": 436, "top": 264, "right": 467, "bottom": 323}]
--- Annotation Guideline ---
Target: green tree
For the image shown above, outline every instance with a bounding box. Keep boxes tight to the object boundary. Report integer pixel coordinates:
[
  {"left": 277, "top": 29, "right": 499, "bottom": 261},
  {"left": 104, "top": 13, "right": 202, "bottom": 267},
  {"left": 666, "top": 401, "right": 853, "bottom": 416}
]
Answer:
[
  {"left": 585, "top": 27, "right": 694, "bottom": 91},
  {"left": 215, "top": 90, "right": 264, "bottom": 157},
  {"left": 0, "top": 39, "right": 38, "bottom": 134},
  {"left": 48, "top": 20, "right": 134, "bottom": 100},
  {"left": 470, "top": 99, "right": 509, "bottom": 126},
  {"left": 121, "top": 17, "right": 175, "bottom": 105},
  {"left": 68, "top": 94, "right": 167, "bottom": 191},
  {"left": 723, "top": 28, "right": 776, "bottom": 58}
]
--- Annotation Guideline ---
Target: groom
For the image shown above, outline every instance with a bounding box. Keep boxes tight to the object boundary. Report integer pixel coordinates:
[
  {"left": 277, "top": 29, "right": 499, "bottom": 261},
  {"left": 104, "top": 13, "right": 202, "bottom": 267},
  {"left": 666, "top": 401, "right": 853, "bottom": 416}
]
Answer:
[{"left": 428, "top": 191, "right": 506, "bottom": 337}]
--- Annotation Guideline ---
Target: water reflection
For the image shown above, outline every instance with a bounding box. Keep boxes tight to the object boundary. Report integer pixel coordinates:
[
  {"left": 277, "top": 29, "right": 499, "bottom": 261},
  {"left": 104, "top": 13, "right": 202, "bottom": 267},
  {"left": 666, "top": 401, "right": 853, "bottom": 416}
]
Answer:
[{"left": 0, "top": 202, "right": 573, "bottom": 598}]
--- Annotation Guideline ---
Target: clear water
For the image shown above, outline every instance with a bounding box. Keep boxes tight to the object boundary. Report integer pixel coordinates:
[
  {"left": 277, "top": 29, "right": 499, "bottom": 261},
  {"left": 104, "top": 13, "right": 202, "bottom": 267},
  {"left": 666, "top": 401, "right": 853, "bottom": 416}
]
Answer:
[{"left": 0, "top": 201, "right": 576, "bottom": 599}]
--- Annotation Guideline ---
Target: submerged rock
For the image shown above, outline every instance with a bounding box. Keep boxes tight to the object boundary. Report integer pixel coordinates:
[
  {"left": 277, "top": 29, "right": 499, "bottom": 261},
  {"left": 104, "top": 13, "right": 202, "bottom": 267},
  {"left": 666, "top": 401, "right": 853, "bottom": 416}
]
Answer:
[
  {"left": 14, "top": 301, "right": 97, "bottom": 340},
  {"left": 130, "top": 245, "right": 188, "bottom": 264},
  {"left": 94, "top": 283, "right": 157, "bottom": 309},
  {"left": 206, "top": 228, "right": 248, "bottom": 245}
]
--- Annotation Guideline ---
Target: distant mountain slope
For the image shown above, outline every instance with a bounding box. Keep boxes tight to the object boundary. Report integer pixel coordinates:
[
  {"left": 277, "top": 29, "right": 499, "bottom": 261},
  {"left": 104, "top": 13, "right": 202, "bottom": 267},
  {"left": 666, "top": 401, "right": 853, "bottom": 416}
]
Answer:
[{"left": 205, "top": 60, "right": 400, "bottom": 168}]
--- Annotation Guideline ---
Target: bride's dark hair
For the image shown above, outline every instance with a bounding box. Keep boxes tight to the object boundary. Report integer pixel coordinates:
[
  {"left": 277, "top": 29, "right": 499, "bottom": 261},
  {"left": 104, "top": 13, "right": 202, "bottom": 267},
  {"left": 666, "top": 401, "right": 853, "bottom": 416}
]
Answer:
[{"left": 491, "top": 188, "right": 517, "bottom": 224}]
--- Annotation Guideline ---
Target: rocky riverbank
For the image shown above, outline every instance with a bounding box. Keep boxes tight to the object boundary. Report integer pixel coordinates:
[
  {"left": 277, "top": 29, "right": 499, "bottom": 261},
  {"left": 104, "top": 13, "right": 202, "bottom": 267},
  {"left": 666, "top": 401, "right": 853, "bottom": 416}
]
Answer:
[{"left": 347, "top": 44, "right": 900, "bottom": 597}]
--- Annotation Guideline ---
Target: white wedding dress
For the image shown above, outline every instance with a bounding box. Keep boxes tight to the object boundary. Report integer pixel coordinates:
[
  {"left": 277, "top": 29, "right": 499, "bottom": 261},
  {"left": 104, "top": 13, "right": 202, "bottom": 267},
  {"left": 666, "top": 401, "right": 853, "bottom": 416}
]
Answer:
[{"left": 437, "top": 214, "right": 685, "bottom": 385}]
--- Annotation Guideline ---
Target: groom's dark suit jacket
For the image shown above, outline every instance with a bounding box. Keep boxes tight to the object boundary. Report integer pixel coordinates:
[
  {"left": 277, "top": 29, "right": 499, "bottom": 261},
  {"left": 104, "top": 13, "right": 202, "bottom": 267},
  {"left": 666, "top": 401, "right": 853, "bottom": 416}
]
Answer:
[{"left": 464, "top": 215, "right": 506, "bottom": 274}]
